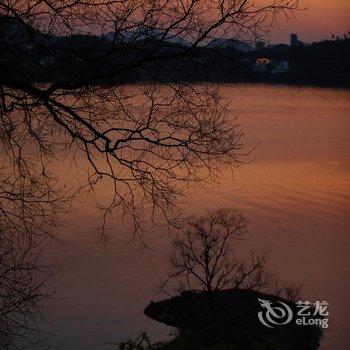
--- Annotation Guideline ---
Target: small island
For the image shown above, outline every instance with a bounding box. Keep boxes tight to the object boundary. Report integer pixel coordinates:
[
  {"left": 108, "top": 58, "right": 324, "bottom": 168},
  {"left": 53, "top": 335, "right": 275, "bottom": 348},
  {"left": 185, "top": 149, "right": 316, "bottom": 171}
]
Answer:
[{"left": 144, "top": 289, "right": 323, "bottom": 350}]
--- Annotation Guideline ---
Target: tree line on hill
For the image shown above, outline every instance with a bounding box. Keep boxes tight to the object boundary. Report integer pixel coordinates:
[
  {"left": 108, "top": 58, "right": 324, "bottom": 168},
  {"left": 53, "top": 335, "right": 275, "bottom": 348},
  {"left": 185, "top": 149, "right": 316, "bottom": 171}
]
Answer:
[
  {"left": 1, "top": 14, "right": 349, "bottom": 87},
  {"left": 249, "top": 38, "right": 350, "bottom": 87}
]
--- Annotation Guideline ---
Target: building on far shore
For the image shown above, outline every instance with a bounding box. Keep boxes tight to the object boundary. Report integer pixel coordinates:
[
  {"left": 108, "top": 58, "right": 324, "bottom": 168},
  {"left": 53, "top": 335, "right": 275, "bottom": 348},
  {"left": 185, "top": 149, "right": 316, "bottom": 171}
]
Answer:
[
  {"left": 254, "top": 58, "right": 289, "bottom": 74},
  {"left": 291, "top": 33, "right": 304, "bottom": 47},
  {"left": 254, "top": 57, "right": 272, "bottom": 72}
]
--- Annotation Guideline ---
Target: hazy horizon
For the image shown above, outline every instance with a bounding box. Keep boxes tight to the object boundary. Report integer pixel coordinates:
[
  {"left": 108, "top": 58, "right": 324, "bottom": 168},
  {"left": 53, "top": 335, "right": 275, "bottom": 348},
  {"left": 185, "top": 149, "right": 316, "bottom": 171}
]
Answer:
[{"left": 267, "top": 0, "right": 350, "bottom": 44}]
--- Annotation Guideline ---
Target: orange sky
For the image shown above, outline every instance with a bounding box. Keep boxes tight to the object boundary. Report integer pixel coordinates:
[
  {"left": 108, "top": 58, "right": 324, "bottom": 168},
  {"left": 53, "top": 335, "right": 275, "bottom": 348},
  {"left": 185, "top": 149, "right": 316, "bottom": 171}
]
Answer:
[{"left": 268, "top": 0, "right": 350, "bottom": 43}]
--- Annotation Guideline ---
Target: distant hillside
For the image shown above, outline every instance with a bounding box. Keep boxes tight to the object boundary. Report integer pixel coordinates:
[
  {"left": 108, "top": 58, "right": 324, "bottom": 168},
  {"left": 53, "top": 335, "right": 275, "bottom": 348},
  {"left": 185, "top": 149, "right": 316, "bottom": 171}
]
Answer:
[
  {"left": 1, "top": 15, "right": 349, "bottom": 87},
  {"left": 248, "top": 39, "right": 350, "bottom": 87}
]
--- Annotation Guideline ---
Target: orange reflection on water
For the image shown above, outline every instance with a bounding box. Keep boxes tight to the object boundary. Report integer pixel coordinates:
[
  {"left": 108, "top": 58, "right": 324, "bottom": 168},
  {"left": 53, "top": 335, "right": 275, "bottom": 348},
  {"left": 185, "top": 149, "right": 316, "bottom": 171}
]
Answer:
[{"left": 44, "top": 85, "right": 350, "bottom": 350}]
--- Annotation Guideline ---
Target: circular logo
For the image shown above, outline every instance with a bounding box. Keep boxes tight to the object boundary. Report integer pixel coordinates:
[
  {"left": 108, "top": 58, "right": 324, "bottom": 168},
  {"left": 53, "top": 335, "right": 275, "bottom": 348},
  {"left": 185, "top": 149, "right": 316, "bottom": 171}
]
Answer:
[{"left": 258, "top": 298, "right": 293, "bottom": 328}]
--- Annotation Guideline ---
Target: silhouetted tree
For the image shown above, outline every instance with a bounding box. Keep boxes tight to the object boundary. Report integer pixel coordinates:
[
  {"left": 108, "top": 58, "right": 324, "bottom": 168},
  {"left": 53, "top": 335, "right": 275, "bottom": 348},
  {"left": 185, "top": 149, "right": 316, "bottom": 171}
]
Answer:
[
  {"left": 160, "top": 209, "right": 265, "bottom": 303},
  {"left": 0, "top": 0, "right": 298, "bottom": 342},
  {"left": 160, "top": 208, "right": 300, "bottom": 305},
  {"left": 0, "top": 0, "right": 300, "bottom": 239},
  {"left": 0, "top": 231, "right": 54, "bottom": 349},
  {"left": 0, "top": 162, "right": 63, "bottom": 348},
  {"left": 0, "top": 1, "right": 300, "bottom": 344},
  {"left": 154, "top": 208, "right": 305, "bottom": 349}
]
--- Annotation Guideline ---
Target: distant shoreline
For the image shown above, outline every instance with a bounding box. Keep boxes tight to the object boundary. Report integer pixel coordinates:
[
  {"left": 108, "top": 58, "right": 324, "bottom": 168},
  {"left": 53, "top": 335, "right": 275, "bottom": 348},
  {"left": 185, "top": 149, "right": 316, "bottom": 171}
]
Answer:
[
  {"left": 84, "top": 78, "right": 350, "bottom": 90},
  {"left": 235, "top": 78, "right": 350, "bottom": 89}
]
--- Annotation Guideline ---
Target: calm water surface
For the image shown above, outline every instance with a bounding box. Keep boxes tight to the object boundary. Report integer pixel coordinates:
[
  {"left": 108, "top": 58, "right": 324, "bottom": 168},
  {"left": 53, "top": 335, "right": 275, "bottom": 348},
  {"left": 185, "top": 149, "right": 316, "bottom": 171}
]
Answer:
[{"left": 44, "top": 85, "right": 350, "bottom": 349}]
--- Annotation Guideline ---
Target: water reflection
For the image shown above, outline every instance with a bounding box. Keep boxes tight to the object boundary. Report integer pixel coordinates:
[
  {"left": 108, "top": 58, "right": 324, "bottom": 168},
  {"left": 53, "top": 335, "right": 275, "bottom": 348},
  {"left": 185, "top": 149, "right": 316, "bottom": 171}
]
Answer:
[{"left": 43, "top": 85, "right": 350, "bottom": 349}]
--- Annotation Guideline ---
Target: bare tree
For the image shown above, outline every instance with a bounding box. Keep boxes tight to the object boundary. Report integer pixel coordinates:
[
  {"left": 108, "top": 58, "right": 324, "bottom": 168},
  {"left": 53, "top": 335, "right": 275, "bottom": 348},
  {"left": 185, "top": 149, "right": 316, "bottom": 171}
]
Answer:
[
  {"left": 0, "top": 0, "right": 300, "bottom": 239},
  {"left": 160, "top": 208, "right": 300, "bottom": 306},
  {"left": 160, "top": 208, "right": 270, "bottom": 304},
  {"left": 0, "top": 159, "right": 63, "bottom": 348},
  {"left": 0, "top": 231, "right": 54, "bottom": 349},
  {"left": 0, "top": 1, "right": 300, "bottom": 346}
]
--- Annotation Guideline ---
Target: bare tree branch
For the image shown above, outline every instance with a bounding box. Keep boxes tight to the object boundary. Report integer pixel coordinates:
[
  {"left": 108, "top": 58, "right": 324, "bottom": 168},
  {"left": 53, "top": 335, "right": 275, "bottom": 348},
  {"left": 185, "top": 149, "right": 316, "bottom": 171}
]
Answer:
[{"left": 0, "top": 0, "right": 300, "bottom": 239}]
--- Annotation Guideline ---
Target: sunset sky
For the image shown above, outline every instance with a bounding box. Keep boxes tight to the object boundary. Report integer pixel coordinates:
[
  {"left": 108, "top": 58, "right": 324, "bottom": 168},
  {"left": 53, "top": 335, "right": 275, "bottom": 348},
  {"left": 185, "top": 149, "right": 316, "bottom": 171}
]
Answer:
[{"left": 268, "top": 0, "right": 350, "bottom": 44}]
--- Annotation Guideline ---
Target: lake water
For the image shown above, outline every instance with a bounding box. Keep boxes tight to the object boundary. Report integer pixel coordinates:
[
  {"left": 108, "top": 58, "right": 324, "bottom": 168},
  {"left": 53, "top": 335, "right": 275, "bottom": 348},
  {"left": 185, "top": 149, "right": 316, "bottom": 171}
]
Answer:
[{"left": 43, "top": 84, "right": 350, "bottom": 349}]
